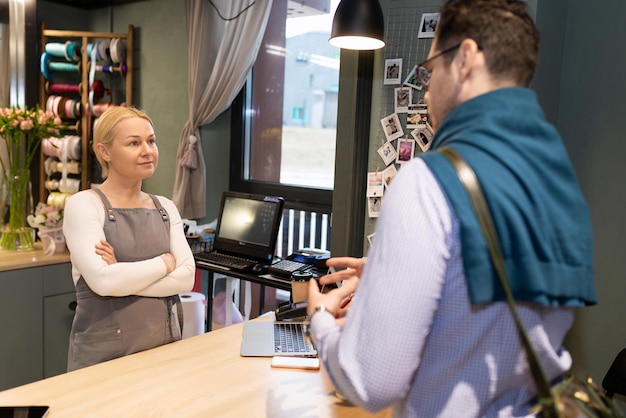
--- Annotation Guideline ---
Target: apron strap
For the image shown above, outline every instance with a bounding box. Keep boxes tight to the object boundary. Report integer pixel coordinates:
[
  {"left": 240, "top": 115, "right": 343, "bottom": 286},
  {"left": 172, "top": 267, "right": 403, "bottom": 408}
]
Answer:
[
  {"left": 149, "top": 194, "right": 169, "bottom": 222},
  {"left": 92, "top": 187, "right": 116, "bottom": 221}
]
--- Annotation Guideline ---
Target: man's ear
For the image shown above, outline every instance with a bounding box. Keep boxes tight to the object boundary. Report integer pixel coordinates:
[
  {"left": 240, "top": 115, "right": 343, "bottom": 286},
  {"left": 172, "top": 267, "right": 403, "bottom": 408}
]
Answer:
[{"left": 457, "top": 38, "right": 481, "bottom": 83}]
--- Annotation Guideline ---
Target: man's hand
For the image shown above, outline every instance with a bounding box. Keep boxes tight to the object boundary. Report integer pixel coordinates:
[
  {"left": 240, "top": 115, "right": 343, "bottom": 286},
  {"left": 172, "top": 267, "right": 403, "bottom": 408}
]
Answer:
[{"left": 307, "top": 257, "right": 366, "bottom": 320}]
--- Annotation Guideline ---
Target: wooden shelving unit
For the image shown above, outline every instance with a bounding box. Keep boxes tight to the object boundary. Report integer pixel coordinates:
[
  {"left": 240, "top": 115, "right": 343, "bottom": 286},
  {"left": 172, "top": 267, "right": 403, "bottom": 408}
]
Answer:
[{"left": 38, "top": 23, "right": 134, "bottom": 204}]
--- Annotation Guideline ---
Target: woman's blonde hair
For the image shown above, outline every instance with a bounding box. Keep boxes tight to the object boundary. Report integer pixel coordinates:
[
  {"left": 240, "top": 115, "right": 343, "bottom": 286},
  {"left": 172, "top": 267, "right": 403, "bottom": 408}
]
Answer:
[{"left": 92, "top": 106, "right": 153, "bottom": 178}]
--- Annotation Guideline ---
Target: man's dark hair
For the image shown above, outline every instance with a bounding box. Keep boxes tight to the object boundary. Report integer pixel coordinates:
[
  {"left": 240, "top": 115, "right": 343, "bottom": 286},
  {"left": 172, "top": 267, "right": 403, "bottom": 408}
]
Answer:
[{"left": 437, "top": 0, "right": 539, "bottom": 86}]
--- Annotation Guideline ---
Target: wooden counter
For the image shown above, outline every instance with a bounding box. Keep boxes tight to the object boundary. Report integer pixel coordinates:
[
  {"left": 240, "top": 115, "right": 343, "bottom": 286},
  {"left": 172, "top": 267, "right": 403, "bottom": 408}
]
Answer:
[
  {"left": 0, "top": 317, "right": 391, "bottom": 418},
  {"left": 0, "top": 243, "right": 70, "bottom": 272}
]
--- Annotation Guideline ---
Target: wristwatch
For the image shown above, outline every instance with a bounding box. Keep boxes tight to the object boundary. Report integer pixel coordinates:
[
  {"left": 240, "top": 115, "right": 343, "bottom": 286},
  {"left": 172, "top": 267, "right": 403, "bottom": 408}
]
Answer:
[{"left": 308, "top": 305, "right": 328, "bottom": 321}]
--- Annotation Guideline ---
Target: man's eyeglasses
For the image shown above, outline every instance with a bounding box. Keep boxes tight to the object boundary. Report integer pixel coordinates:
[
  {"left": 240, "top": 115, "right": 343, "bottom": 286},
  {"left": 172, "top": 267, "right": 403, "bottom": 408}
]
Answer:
[{"left": 416, "top": 43, "right": 462, "bottom": 90}]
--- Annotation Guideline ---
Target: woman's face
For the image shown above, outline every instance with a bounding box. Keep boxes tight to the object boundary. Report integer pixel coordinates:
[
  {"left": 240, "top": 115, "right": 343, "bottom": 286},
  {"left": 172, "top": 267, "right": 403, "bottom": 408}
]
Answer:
[{"left": 103, "top": 116, "right": 158, "bottom": 181}]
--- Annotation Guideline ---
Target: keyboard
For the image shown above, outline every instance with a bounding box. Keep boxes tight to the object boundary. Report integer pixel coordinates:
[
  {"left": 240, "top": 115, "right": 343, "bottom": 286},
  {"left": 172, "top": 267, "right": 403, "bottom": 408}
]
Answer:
[
  {"left": 274, "top": 322, "right": 315, "bottom": 354},
  {"left": 194, "top": 251, "right": 257, "bottom": 271},
  {"left": 268, "top": 259, "right": 313, "bottom": 279}
]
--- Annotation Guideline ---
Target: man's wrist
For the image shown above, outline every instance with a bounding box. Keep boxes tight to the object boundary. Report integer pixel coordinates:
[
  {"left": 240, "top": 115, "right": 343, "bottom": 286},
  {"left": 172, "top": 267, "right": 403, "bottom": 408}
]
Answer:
[{"left": 308, "top": 305, "right": 329, "bottom": 321}]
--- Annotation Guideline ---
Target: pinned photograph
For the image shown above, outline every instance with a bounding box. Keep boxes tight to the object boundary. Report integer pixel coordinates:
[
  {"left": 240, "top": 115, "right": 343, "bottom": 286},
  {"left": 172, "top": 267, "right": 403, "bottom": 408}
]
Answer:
[
  {"left": 394, "top": 87, "right": 412, "bottom": 113},
  {"left": 396, "top": 138, "right": 416, "bottom": 164},
  {"left": 382, "top": 164, "right": 398, "bottom": 189},
  {"left": 411, "top": 123, "right": 434, "bottom": 152},
  {"left": 380, "top": 113, "right": 404, "bottom": 141},
  {"left": 367, "top": 171, "right": 384, "bottom": 197},
  {"left": 403, "top": 65, "right": 422, "bottom": 91},
  {"left": 407, "top": 105, "right": 428, "bottom": 128},
  {"left": 368, "top": 196, "right": 382, "bottom": 218},
  {"left": 384, "top": 58, "right": 402, "bottom": 85},
  {"left": 377, "top": 141, "right": 397, "bottom": 166},
  {"left": 418, "top": 13, "right": 440, "bottom": 38}
]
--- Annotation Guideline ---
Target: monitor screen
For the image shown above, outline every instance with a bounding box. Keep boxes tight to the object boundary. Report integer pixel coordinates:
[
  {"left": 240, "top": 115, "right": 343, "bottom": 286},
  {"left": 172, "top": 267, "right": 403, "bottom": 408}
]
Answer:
[{"left": 218, "top": 196, "right": 280, "bottom": 247}]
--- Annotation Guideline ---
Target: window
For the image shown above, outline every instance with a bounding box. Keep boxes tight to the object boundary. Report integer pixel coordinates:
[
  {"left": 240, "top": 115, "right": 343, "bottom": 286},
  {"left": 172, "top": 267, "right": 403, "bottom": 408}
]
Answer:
[
  {"left": 231, "top": 0, "right": 340, "bottom": 255},
  {"left": 231, "top": 0, "right": 339, "bottom": 207}
]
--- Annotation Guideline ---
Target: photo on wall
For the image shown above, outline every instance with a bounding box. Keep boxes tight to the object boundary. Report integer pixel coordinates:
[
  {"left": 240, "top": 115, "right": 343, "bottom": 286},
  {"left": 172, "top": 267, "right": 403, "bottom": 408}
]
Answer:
[
  {"left": 407, "top": 105, "right": 428, "bottom": 128},
  {"left": 403, "top": 65, "right": 423, "bottom": 91},
  {"left": 411, "top": 123, "right": 434, "bottom": 152},
  {"left": 384, "top": 58, "right": 402, "bottom": 85},
  {"left": 377, "top": 141, "right": 397, "bottom": 166},
  {"left": 418, "top": 13, "right": 440, "bottom": 38},
  {"left": 380, "top": 113, "right": 404, "bottom": 141},
  {"left": 368, "top": 196, "right": 382, "bottom": 218},
  {"left": 396, "top": 138, "right": 416, "bottom": 164},
  {"left": 394, "top": 87, "right": 412, "bottom": 113}
]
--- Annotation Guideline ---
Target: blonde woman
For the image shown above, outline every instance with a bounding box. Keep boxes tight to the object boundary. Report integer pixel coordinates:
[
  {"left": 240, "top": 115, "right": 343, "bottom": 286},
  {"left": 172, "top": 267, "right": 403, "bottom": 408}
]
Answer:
[{"left": 63, "top": 107, "right": 194, "bottom": 371}]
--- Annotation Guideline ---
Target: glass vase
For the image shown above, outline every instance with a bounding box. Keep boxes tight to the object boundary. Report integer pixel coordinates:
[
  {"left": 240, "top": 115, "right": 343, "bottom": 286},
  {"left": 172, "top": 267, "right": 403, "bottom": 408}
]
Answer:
[{"left": 0, "top": 168, "right": 34, "bottom": 251}]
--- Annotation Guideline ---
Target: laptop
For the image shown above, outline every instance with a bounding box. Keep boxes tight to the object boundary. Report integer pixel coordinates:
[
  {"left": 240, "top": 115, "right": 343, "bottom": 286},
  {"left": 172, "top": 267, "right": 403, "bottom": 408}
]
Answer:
[
  {"left": 240, "top": 320, "right": 317, "bottom": 357},
  {"left": 195, "top": 191, "right": 284, "bottom": 272}
]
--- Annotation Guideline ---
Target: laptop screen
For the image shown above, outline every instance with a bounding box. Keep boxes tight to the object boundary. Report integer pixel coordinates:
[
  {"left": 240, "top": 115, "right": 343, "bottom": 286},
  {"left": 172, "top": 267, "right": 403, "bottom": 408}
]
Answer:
[{"left": 213, "top": 192, "right": 284, "bottom": 262}]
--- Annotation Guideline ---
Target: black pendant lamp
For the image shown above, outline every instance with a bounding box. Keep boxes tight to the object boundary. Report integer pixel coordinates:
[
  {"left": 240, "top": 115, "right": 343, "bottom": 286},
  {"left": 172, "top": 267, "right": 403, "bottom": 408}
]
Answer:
[{"left": 329, "top": 0, "right": 385, "bottom": 50}]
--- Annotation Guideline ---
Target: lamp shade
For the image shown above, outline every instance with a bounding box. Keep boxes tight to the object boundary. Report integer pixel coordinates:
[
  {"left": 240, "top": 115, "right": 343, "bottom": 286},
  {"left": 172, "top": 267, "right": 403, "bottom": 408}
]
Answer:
[{"left": 329, "top": 0, "right": 385, "bottom": 50}]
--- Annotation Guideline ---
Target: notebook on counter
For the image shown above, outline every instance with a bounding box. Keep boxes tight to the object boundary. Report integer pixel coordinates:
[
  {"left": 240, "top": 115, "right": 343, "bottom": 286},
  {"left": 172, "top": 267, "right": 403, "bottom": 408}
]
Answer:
[
  {"left": 194, "top": 191, "right": 284, "bottom": 272},
  {"left": 240, "top": 320, "right": 317, "bottom": 357}
]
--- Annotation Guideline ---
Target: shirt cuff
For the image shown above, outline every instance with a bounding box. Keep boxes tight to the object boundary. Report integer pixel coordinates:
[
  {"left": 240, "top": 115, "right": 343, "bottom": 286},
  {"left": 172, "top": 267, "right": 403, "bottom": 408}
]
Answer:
[{"left": 308, "top": 309, "right": 337, "bottom": 346}]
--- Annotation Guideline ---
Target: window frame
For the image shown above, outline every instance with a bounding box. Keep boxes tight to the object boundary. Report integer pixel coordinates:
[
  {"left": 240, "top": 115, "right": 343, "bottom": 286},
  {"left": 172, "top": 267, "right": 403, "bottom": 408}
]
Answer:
[{"left": 229, "top": 81, "right": 333, "bottom": 214}]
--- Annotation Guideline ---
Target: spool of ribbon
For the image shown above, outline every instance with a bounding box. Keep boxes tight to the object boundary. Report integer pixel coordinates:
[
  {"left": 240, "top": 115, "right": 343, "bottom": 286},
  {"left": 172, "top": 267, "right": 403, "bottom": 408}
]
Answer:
[
  {"left": 45, "top": 179, "right": 59, "bottom": 191},
  {"left": 46, "top": 95, "right": 81, "bottom": 120},
  {"left": 41, "top": 52, "right": 81, "bottom": 80},
  {"left": 46, "top": 82, "right": 82, "bottom": 96},
  {"left": 94, "top": 62, "right": 128, "bottom": 76},
  {"left": 90, "top": 79, "right": 110, "bottom": 100},
  {"left": 109, "top": 38, "right": 127, "bottom": 64},
  {"left": 44, "top": 41, "right": 80, "bottom": 62},
  {"left": 92, "top": 102, "right": 118, "bottom": 117},
  {"left": 87, "top": 40, "right": 110, "bottom": 61},
  {"left": 47, "top": 192, "right": 73, "bottom": 208}
]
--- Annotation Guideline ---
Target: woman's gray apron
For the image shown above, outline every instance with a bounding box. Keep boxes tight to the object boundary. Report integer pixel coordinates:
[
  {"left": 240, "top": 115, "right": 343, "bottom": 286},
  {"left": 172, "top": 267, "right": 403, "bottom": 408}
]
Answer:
[{"left": 67, "top": 189, "right": 183, "bottom": 371}]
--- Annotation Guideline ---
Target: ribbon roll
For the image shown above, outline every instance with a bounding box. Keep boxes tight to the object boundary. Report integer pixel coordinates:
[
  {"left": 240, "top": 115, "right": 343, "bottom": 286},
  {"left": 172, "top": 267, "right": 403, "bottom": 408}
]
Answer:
[
  {"left": 46, "top": 82, "right": 82, "bottom": 96},
  {"left": 45, "top": 179, "right": 60, "bottom": 191},
  {"left": 40, "top": 52, "right": 53, "bottom": 80},
  {"left": 47, "top": 192, "right": 73, "bottom": 208},
  {"left": 110, "top": 38, "right": 127, "bottom": 64},
  {"left": 44, "top": 42, "right": 69, "bottom": 59},
  {"left": 98, "top": 39, "right": 110, "bottom": 61},
  {"left": 49, "top": 61, "right": 80, "bottom": 73},
  {"left": 94, "top": 62, "right": 127, "bottom": 76},
  {"left": 42, "top": 137, "right": 63, "bottom": 159},
  {"left": 55, "top": 161, "right": 81, "bottom": 174},
  {"left": 66, "top": 41, "right": 81, "bottom": 62},
  {"left": 44, "top": 158, "right": 57, "bottom": 176}
]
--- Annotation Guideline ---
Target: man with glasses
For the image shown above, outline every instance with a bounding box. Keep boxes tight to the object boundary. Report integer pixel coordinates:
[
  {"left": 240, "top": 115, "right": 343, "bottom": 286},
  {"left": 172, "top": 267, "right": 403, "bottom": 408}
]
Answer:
[{"left": 306, "top": 0, "right": 597, "bottom": 417}]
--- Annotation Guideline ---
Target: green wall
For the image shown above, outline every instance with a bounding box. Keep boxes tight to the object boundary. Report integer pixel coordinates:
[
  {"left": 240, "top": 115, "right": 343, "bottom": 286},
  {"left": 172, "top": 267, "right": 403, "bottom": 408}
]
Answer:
[
  {"left": 38, "top": 0, "right": 229, "bottom": 225},
  {"left": 555, "top": 0, "right": 626, "bottom": 386}
]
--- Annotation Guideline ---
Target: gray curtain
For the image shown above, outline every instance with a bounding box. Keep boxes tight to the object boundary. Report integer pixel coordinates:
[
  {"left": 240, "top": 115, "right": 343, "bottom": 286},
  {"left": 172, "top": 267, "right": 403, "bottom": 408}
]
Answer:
[
  {"left": 0, "top": 22, "right": 10, "bottom": 189},
  {"left": 172, "top": 0, "right": 273, "bottom": 219},
  {"left": 0, "top": 22, "right": 9, "bottom": 108}
]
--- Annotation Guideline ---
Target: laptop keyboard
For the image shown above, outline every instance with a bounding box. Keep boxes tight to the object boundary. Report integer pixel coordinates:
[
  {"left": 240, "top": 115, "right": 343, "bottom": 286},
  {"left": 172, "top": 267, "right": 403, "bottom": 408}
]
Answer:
[
  {"left": 274, "top": 323, "right": 314, "bottom": 354},
  {"left": 195, "top": 251, "right": 257, "bottom": 271}
]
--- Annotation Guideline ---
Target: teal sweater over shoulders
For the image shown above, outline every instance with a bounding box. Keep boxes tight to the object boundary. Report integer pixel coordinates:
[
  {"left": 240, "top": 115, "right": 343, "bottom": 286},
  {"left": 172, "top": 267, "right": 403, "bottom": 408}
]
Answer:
[{"left": 421, "top": 88, "right": 597, "bottom": 307}]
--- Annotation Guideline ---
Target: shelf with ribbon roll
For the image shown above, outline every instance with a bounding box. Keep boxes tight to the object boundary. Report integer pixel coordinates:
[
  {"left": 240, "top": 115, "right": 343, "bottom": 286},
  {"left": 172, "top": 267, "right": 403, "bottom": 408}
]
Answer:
[{"left": 38, "top": 23, "right": 135, "bottom": 206}]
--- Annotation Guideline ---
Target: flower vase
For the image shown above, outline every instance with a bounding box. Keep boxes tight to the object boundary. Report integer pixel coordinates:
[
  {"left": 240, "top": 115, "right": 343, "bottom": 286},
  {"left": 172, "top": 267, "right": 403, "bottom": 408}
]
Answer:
[
  {"left": 0, "top": 168, "right": 34, "bottom": 251},
  {"left": 38, "top": 226, "right": 65, "bottom": 256}
]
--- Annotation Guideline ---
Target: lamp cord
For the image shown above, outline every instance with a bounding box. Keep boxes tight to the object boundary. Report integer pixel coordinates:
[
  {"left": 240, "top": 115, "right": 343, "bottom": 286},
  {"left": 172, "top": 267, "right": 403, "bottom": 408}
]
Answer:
[{"left": 207, "top": 0, "right": 256, "bottom": 21}]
